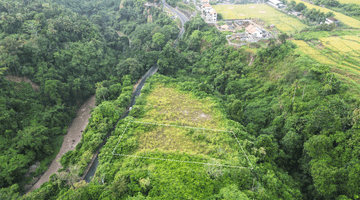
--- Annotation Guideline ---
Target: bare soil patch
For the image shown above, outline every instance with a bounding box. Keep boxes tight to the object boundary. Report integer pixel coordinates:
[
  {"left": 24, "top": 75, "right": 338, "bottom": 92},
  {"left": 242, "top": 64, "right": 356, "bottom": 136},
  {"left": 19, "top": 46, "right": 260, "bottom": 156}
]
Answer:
[{"left": 5, "top": 75, "right": 40, "bottom": 92}]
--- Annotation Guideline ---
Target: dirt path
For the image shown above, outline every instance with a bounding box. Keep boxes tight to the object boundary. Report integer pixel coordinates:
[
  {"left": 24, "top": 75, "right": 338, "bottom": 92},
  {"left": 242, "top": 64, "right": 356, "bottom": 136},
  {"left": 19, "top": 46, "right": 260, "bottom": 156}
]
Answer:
[{"left": 27, "top": 95, "right": 96, "bottom": 193}]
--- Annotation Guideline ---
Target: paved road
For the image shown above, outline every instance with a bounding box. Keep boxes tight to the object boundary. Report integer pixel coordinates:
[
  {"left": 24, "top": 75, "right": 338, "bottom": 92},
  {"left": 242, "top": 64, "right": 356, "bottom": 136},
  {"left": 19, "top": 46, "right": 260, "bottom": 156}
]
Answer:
[
  {"left": 162, "top": 0, "right": 189, "bottom": 38},
  {"left": 83, "top": 66, "right": 159, "bottom": 182}
]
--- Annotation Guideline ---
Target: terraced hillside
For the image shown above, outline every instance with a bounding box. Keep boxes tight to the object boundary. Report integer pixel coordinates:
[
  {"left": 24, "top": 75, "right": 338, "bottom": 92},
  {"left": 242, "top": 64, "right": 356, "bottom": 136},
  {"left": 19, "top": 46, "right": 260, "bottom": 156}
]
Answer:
[
  {"left": 292, "top": 35, "right": 360, "bottom": 91},
  {"left": 290, "top": 0, "right": 360, "bottom": 28}
]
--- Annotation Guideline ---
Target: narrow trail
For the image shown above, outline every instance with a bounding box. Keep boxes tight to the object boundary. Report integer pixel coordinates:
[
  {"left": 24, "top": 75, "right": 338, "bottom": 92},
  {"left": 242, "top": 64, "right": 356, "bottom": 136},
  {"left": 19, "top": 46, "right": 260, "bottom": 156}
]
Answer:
[{"left": 27, "top": 95, "right": 96, "bottom": 193}]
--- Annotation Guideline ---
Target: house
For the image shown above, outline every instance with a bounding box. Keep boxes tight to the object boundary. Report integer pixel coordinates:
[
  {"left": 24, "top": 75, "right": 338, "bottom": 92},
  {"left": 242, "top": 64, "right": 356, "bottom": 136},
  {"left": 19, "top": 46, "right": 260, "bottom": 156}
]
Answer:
[
  {"left": 220, "top": 24, "right": 229, "bottom": 30},
  {"left": 291, "top": 11, "right": 302, "bottom": 16},
  {"left": 245, "top": 25, "right": 263, "bottom": 38},
  {"left": 267, "top": 0, "right": 285, "bottom": 8},
  {"left": 144, "top": 2, "right": 154, "bottom": 7},
  {"left": 208, "top": 9, "right": 217, "bottom": 22},
  {"left": 201, "top": 0, "right": 209, "bottom": 6},
  {"left": 325, "top": 17, "right": 339, "bottom": 25},
  {"left": 202, "top": 3, "right": 212, "bottom": 11},
  {"left": 202, "top": 3, "right": 213, "bottom": 16}
]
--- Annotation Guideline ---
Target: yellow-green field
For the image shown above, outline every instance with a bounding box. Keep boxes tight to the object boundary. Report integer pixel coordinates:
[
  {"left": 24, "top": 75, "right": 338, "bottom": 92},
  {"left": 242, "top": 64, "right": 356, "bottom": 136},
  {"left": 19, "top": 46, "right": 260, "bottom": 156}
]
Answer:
[
  {"left": 337, "top": 0, "right": 360, "bottom": 5},
  {"left": 292, "top": 40, "right": 336, "bottom": 65},
  {"left": 116, "top": 81, "right": 243, "bottom": 166},
  {"left": 292, "top": 36, "right": 360, "bottom": 87},
  {"left": 142, "top": 83, "right": 225, "bottom": 129},
  {"left": 213, "top": 4, "right": 307, "bottom": 34},
  {"left": 290, "top": 0, "right": 360, "bottom": 28}
]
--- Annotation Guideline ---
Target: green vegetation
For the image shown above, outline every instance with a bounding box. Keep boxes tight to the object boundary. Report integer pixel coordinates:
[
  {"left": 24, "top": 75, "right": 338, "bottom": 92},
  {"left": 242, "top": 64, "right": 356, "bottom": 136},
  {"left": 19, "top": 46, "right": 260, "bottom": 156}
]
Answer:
[
  {"left": 0, "top": 0, "right": 179, "bottom": 195},
  {"left": 289, "top": 0, "right": 360, "bottom": 28},
  {"left": 1, "top": 0, "right": 360, "bottom": 199},
  {"left": 312, "top": 0, "right": 360, "bottom": 21}
]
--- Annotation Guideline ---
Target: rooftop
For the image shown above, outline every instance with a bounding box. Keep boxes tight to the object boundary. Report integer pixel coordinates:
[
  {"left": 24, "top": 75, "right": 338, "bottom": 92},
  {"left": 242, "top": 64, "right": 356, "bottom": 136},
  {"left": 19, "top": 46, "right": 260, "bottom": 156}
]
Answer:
[
  {"left": 245, "top": 25, "right": 260, "bottom": 34},
  {"left": 210, "top": 10, "right": 217, "bottom": 14},
  {"left": 203, "top": 3, "right": 212, "bottom": 7},
  {"left": 268, "top": 0, "right": 282, "bottom": 5},
  {"left": 220, "top": 24, "right": 229, "bottom": 29},
  {"left": 327, "top": 17, "right": 339, "bottom": 21}
]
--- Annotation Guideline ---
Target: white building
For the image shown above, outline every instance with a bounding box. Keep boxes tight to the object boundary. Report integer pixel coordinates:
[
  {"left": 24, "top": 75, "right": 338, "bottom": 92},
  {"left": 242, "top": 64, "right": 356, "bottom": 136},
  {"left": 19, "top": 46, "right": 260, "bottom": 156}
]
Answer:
[
  {"left": 325, "top": 17, "right": 339, "bottom": 25},
  {"left": 209, "top": 10, "right": 217, "bottom": 22},
  {"left": 200, "top": 0, "right": 209, "bottom": 6},
  {"left": 267, "top": 0, "right": 285, "bottom": 9},
  {"left": 202, "top": 3, "right": 213, "bottom": 12},
  {"left": 202, "top": 4, "right": 217, "bottom": 23}
]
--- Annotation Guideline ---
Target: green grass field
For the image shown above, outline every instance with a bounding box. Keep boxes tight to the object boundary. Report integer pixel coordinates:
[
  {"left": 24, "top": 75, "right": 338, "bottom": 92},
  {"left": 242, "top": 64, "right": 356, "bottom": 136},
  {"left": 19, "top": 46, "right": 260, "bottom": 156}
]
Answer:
[{"left": 212, "top": 4, "right": 308, "bottom": 34}]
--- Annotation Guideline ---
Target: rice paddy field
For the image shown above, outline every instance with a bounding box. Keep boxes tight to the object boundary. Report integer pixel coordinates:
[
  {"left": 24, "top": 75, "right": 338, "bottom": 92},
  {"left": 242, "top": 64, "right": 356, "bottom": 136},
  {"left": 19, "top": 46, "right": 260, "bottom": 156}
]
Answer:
[
  {"left": 292, "top": 36, "right": 360, "bottom": 88},
  {"left": 212, "top": 4, "right": 308, "bottom": 34},
  {"left": 290, "top": 0, "right": 360, "bottom": 28},
  {"left": 337, "top": 0, "right": 360, "bottom": 5}
]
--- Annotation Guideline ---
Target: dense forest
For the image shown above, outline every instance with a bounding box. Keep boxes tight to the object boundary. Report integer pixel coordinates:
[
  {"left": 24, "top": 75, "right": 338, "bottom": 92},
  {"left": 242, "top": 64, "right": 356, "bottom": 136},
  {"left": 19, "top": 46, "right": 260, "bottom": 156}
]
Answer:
[
  {"left": 1, "top": 0, "right": 360, "bottom": 199},
  {"left": 0, "top": 0, "right": 177, "bottom": 195}
]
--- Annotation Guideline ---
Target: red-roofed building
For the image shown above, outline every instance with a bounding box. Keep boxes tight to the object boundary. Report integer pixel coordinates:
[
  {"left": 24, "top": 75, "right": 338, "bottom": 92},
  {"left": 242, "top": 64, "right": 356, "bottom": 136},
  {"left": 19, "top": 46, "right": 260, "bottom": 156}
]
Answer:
[
  {"left": 245, "top": 24, "right": 263, "bottom": 38},
  {"left": 200, "top": 0, "right": 209, "bottom": 6},
  {"left": 202, "top": 3, "right": 211, "bottom": 7}
]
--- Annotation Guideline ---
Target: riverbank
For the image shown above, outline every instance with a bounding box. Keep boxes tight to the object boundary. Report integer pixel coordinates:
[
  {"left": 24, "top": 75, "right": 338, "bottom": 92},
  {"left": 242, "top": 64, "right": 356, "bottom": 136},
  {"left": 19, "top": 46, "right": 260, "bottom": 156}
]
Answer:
[{"left": 26, "top": 95, "right": 96, "bottom": 193}]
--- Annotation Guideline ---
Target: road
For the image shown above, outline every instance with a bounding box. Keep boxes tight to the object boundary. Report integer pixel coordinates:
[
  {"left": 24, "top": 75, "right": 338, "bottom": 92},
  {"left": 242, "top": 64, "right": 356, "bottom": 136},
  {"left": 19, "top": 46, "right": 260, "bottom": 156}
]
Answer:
[
  {"left": 83, "top": 66, "right": 159, "bottom": 182},
  {"left": 162, "top": 0, "right": 189, "bottom": 38},
  {"left": 26, "top": 2, "right": 189, "bottom": 193}
]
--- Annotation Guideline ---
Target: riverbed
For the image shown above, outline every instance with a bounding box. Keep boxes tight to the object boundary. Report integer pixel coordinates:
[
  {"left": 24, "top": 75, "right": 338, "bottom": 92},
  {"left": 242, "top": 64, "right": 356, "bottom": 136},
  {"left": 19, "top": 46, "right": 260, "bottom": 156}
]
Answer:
[{"left": 27, "top": 95, "right": 96, "bottom": 193}]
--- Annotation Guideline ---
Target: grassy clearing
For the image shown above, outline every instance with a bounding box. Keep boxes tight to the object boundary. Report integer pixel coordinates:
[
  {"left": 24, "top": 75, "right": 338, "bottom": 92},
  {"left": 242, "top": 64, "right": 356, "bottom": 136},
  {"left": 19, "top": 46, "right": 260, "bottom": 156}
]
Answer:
[
  {"left": 110, "top": 78, "right": 250, "bottom": 167},
  {"left": 141, "top": 83, "right": 225, "bottom": 129},
  {"left": 213, "top": 4, "right": 307, "bottom": 34},
  {"left": 290, "top": 0, "right": 360, "bottom": 28},
  {"left": 115, "top": 122, "right": 237, "bottom": 161}
]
